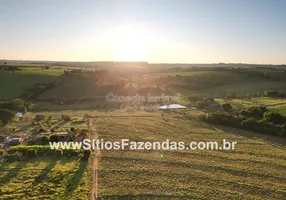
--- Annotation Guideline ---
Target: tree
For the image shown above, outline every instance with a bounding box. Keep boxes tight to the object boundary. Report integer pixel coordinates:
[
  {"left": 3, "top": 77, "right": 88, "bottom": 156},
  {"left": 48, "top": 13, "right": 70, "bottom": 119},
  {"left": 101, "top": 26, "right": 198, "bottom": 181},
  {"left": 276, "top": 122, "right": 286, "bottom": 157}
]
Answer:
[
  {"left": 40, "top": 136, "right": 50, "bottom": 145},
  {"left": 27, "top": 149, "right": 38, "bottom": 157},
  {"left": 82, "top": 150, "right": 91, "bottom": 160},
  {"left": 222, "top": 103, "right": 232, "bottom": 112},
  {"left": 196, "top": 100, "right": 209, "bottom": 109},
  {"left": 0, "top": 109, "right": 15, "bottom": 124},
  {"left": 62, "top": 115, "right": 71, "bottom": 121},
  {"left": 263, "top": 112, "right": 285, "bottom": 124},
  {"left": 11, "top": 98, "right": 26, "bottom": 113},
  {"left": 55, "top": 149, "right": 63, "bottom": 157},
  {"left": 50, "top": 134, "right": 60, "bottom": 143},
  {"left": 34, "top": 115, "right": 45, "bottom": 123}
]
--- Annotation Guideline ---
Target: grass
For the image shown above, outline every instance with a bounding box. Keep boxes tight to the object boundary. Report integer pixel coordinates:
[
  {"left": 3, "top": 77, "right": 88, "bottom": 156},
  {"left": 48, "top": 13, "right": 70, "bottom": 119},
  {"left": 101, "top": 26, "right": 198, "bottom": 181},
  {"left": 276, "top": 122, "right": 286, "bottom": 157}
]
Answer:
[
  {"left": 269, "top": 106, "right": 286, "bottom": 116},
  {"left": 0, "top": 67, "right": 64, "bottom": 100},
  {"left": 216, "top": 97, "right": 286, "bottom": 111},
  {"left": 95, "top": 115, "right": 286, "bottom": 199},
  {"left": 0, "top": 157, "right": 90, "bottom": 200},
  {"left": 196, "top": 80, "right": 286, "bottom": 97}
]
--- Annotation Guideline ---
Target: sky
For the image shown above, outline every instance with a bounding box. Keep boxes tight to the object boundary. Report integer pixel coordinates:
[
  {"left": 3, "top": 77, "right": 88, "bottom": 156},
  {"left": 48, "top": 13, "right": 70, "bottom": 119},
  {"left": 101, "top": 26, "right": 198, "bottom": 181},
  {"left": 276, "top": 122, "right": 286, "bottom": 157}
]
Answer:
[{"left": 0, "top": 0, "right": 286, "bottom": 64}]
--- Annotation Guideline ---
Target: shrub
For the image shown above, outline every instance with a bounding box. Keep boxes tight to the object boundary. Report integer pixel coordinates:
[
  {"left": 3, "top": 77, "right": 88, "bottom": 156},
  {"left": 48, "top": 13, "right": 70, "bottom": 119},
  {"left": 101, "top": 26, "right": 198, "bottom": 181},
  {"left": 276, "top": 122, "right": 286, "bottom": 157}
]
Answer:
[
  {"left": 48, "top": 115, "right": 53, "bottom": 121},
  {"left": 196, "top": 100, "right": 209, "bottom": 109},
  {"left": 27, "top": 103, "right": 39, "bottom": 111},
  {"left": 207, "top": 97, "right": 215, "bottom": 104},
  {"left": 38, "top": 127, "right": 47, "bottom": 133},
  {"left": 82, "top": 150, "right": 91, "bottom": 160},
  {"left": 222, "top": 103, "right": 232, "bottom": 112},
  {"left": 0, "top": 149, "right": 5, "bottom": 156},
  {"left": 187, "top": 95, "right": 203, "bottom": 102},
  {"left": 56, "top": 149, "right": 63, "bottom": 157},
  {"left": 241, "top": 118, "right": 259, "bottom": 130},
  {"left": 11, "top": 98, "right": 26, "bottom": 113},
  {"left": 63, "top": 149, "right": 80, "bottom": 156},
  {"left": 40, "top": 136, "right": 50, "bottom": 145},
  {"left": 27, "top": 149, "right": 38, "bottom": 157},
  {"left": 263, "top": 112, "right": 285, "bottom": 124},
  {"left": 27, "top": 140, "right": 36, "bottom": 145},
  {"left": 197, "top": 113, "right": 207, "bottom": 121},
  {"left": 205, "top": 113, "right": 244, "bottom": 128},
  {"left": 0, "top": 109, "right": 16, "bottom": 124},
  {"left": 264, "top": 90, "right": 279, "bottom": 97},
  {"left": 7, "top": 145, "right": 83, "bottom": 157},
  {"left": 34, "top": 114, "right": 45, "bottom": 123},
  {"left": 50, "top": 134, "right": 60, "bottom": 143},
  {"left": 62, "top": 115, "right": 72, "bottom": 121},
  {"left": 241, "top": 106, "right": 267, "bottom": 118}
]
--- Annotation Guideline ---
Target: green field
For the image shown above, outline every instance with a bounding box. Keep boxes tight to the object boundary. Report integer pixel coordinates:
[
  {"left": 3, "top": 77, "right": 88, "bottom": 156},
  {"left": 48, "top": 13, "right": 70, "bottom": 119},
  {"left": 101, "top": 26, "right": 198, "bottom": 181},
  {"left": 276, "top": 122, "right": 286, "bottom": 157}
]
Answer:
[
  {"left": 96, "top": 116, "right": 286, "bottom": 199},
  {"left": 0, "top": 68, "right": 64, "bottom": 100},
  {"left": 1, "top": 63, "right": 286, "bottom": 199},
  {"left": 270, "top": 106, "right": 286, "bottom": 116},
  {"left": 0, "top": 157, "right": 90, "bottom": 200}
]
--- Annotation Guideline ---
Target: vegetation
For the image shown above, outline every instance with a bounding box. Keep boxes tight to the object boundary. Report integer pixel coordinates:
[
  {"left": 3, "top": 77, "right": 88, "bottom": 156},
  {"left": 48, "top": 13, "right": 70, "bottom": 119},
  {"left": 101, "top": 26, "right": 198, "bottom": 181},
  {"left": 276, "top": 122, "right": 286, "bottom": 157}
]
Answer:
[
  {"left": 1, "top": 63, "right": 286, "bottom": 199},
  {"left": 96, "top": 116, "right": 286, "bottom": 199},
  {"left": 0, "top": 157, "right": 90, "bottom": 199},
  {"left": 0, "top": 109, "right": 15, "bottom": 124}
]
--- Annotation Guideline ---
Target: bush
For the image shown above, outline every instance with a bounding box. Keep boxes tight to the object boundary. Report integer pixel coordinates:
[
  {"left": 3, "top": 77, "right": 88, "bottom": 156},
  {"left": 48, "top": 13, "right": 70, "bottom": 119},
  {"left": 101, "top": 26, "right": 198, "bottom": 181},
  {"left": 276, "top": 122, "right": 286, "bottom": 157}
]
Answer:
[
  {"left": 199, "top": 112, "right": 285, "bottom": 137},
  {"left": 34, "top": 114, "right": 45, "bottom": 123},
  {"left": 187, "top": 95, "right": 203, "bottom": 102},
  {"left": 205, "top": 113, "right": 244, "bottom": 128},
  {"left": 27, "top": 103, "right": 39, "bottom": 111},
  {"left": 11, "top": 98, "right": 26, "bottom": 113},
  {"left": 0, "top": 149, "right": 5, "bottom": 156},
  {"left": 222, "top": 103, "right": 232, "bottom": 112},
  {"left": 0, "top": 109, "right": 16, "bottom": 124},
  {"left": 56, "top": 149, "right": 63, "bottom": 157},
  {"left": 27, "top": 149, "right": 38, "bottom": 157},
  {"left": 62, "top": 115, "right": 72, "bottom": 121},
  {"left": 241, "top": 106, "right": 267, "bottom": 118},
  {"left": 7, "top": 145, "right": 82, "bottom": 157},
  {"left": 263, "top": 112, "right": 285, "bottom": 124},
  {"left": 82, "top": 150, "right": 91, "bottom": 160},
  {"left": 197, "top": 113, "right": 207, "bottom": 121},
  {"left": 207, "top": 97, "right": 215, "bottom": 104},
  {"left": 50, "top": 134, "right": 60, "bottom": 143},
  {"left": 241, "top": 118, "right": 259, "bottom": 130},
  {"left": 196, "top": 100, "right": 209, "bottom": 109},
  {"left": 264, "top": 90, "right": 279, "bottom": 97},
  {"left": 38, "top": 127, "right": 47, "bottom": 133},
  {"left": 40, "top": 136, "right": 50, "bottom": 145}
]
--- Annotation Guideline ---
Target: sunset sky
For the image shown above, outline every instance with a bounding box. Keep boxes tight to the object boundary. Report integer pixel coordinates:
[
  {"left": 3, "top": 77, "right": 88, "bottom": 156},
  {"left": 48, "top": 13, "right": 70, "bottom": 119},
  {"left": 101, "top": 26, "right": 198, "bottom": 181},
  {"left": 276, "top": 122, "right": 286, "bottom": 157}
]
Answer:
[{"left": 1, "top": 0, "right": 286, "bottom": 64}]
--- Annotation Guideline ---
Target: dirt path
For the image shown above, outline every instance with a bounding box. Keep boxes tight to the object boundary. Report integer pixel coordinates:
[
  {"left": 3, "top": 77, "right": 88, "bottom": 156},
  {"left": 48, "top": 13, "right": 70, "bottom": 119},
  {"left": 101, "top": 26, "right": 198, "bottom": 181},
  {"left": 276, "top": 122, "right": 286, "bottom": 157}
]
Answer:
[{"left": 89, "top": 118, "right": 100, "bottom": 200}]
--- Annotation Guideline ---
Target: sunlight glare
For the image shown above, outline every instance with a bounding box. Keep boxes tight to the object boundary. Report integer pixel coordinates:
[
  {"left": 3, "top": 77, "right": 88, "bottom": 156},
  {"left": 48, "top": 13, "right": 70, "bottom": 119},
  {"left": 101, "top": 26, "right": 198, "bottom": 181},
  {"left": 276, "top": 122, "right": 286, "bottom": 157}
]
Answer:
[{"left": 116, "top": 24, "right": 148, "bottom": 62}]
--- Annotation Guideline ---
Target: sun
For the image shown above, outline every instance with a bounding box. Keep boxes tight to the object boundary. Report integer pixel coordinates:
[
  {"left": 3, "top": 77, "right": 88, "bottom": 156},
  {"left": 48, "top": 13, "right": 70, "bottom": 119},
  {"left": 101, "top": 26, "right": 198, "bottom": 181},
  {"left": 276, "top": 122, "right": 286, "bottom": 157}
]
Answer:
[{"left": 116, "top": 24, "right": 148, "bottom": 62}]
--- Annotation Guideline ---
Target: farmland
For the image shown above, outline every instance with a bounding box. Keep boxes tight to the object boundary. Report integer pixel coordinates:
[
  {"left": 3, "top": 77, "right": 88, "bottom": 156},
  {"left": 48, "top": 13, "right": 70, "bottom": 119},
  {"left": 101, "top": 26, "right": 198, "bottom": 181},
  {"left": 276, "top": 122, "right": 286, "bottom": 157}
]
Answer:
[
  {"left": 96, "top": 116, "right": 286, "bottom": 199},
  {"left": 0, "top": 157, "right": 90, "bottom": 200},
  {"left": 0, "top": 62, "right": 286, "bottom": 199},
  {"left": 0, "top": 67, "right": 65, "bottom": 100}
]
